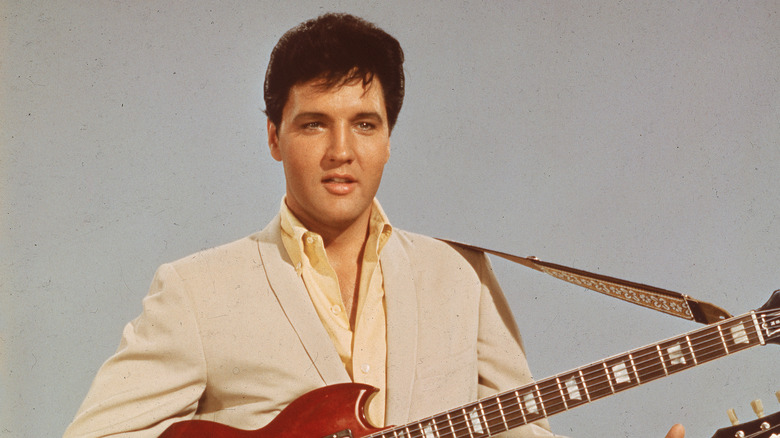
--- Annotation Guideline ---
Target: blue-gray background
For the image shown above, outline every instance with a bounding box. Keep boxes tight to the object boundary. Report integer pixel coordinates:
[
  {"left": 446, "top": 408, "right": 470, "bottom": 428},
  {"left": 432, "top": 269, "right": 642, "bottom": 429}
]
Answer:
[{"left": 2, "top": 1, "right": 778, "bottom": 436}]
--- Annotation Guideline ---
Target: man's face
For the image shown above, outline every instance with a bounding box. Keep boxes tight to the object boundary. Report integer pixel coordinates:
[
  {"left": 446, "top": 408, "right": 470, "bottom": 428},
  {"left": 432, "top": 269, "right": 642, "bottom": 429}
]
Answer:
[{"left": 268, "top": 78, "right": 391, "bottom": 235}]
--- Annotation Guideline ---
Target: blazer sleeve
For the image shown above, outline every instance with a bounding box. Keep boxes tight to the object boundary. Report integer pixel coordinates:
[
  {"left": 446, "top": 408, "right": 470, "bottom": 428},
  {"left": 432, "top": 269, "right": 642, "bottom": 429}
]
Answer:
[
  {"left": 475, "top": 253, "right": 570, "bottom": 438},
  {"left": 64, "top": 263, "right": 207, "bottom": 438}
]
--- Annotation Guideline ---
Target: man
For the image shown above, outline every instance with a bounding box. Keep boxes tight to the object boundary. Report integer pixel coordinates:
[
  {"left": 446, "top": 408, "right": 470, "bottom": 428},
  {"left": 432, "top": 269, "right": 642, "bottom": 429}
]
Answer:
[{"left": 65, "top": 13, "right": 684, "bottom": 438}]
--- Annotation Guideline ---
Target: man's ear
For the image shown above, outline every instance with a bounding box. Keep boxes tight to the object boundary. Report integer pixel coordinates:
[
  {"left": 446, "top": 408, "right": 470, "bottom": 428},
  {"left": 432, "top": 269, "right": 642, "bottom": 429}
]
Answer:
[
  {"left": 267, "top": 119, "right": 282, "bottom": 162},
  {"left": 385, "top": 139, "right": 391, "bottom": 163}
]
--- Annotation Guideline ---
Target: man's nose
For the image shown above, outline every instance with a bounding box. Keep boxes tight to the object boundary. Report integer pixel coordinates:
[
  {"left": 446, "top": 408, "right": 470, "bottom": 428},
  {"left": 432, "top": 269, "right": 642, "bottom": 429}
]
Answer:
[{"left": 326, "top": 123, "right": 355, "bottom": 162}]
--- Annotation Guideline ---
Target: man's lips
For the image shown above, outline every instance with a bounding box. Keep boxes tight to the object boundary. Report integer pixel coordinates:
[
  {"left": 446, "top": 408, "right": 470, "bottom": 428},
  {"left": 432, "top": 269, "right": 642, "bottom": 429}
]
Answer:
[
  {"left": 322, "top": 175, "right": 356, "bottom": 194},
  {"left": 323, "top": 177, "right": 354, "bottom": 183}
]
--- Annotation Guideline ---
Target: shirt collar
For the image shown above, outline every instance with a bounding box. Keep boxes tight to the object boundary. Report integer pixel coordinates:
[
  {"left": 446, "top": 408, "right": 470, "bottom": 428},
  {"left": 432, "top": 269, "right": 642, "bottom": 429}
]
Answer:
[{"left": 279, "top": 198, "right": 393, "bottom": 271}]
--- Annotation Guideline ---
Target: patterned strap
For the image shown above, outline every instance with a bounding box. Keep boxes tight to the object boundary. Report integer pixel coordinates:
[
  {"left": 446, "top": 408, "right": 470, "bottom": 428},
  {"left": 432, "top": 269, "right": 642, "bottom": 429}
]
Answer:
[{"left": 440, "top": 239, "right": 732, "bottom": 324}]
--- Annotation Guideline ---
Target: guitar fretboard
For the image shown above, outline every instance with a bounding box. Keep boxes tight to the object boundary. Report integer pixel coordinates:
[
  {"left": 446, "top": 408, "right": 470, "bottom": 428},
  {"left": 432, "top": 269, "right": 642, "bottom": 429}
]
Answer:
[{"left": 369, "top": 311, "right": 769, "bottom": 438}]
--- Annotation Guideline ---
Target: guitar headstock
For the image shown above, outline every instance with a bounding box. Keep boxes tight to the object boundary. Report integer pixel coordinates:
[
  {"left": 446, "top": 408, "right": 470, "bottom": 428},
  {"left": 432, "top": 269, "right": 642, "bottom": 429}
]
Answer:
[
  {"left": 711, "top": 391, "right": 780, "bottom": 438},
  {"left": 758, "top": 290, "right": 780, "bottom": 346}
]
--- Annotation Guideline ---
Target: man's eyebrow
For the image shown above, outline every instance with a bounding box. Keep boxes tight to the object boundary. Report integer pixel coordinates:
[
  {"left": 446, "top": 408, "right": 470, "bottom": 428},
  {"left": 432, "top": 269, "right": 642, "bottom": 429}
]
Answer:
[
  {"left": 353, "top": 112, "right": 385, "bottom": 122},
  {"left": 291, "top": 111, "right": 385, "bottom": 123},
  {"left": 291, "top": 112, "right": 329, "bottom": 121}
]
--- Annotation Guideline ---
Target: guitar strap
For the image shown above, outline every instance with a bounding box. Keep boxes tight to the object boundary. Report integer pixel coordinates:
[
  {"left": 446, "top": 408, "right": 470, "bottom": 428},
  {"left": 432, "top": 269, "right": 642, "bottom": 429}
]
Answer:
[{"left": 440, "top": 239, "right": 732, "bottom": 325}]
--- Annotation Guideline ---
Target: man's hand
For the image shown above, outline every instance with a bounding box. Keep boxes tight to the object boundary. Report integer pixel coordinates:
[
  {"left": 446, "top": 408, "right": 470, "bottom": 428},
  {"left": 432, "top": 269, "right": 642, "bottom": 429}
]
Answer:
[{"left": 665, "top": 424, "right": 685, "bottom": 438}]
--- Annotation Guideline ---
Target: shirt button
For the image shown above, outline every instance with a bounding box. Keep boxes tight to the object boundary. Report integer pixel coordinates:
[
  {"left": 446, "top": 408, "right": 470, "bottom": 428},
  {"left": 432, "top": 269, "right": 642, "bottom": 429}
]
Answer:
[
  {"left": 330, "top": 305, "right": 342, "bottom": 315},
  {"left": 360, "top": 364, "right": 370, "bottom": 374},
  {"left": 305, "top": 236, "right": 314, "bottom": 244}
]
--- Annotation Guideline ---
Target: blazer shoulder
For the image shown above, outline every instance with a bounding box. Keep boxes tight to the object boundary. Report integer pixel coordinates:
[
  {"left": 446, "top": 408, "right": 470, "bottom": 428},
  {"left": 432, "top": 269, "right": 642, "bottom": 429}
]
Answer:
[
  {"left": 391, "top": 229, "right": 489, "bottom": 269},
  {"left": 164, "top": 215, "right": 280, "bottom": 272},
  {"left": 167, "top": 235, "right": 260, "bottom": 267}
]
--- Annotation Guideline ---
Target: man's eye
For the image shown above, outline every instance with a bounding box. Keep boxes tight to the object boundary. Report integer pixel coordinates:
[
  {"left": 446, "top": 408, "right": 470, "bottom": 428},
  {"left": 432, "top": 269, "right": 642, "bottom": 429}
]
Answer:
[
  {"left": 356, "top": 122, "right": 375, "bottom": 131},
  {"left": 303, "top": 122, "right": 322, "bottom": 129}
]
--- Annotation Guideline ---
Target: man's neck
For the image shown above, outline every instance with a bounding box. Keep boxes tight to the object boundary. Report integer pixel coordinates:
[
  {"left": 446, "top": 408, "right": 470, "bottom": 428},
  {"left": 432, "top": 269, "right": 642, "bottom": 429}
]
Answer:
[
  {"left": 315, "top": 209, "right": 372, "bottom": 328},
  {"left": 292, "top": 203, "right": 373, "bottom": 257}
]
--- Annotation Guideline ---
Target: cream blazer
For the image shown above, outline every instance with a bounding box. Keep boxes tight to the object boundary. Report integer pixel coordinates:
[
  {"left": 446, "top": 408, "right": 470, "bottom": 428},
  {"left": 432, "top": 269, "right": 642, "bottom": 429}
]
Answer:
[{"left": 64, "top": 216, "right": 556, "bottom": 437}]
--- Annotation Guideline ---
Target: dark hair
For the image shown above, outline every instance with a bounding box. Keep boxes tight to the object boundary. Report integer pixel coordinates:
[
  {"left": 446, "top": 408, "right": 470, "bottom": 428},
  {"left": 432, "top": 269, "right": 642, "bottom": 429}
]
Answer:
[{"left": 264, "top": 13, "right": 405, "bottom": 131}]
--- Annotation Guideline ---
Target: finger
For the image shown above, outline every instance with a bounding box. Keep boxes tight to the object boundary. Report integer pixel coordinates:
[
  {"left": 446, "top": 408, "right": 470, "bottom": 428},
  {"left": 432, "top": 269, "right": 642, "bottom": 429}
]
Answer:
[{"left": 665, "top": 423, "right": 685, "bottom": 438}]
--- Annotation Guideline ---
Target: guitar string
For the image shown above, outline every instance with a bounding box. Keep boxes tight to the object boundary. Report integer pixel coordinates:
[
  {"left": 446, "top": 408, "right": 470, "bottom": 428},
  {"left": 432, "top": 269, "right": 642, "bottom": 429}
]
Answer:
[
  {"left": 487, "top": 315, "right": 769, "bottom": 431},
  {"left": 481, "top": 313, "right": 779, "bottom": 436},
  {"left": 367, "top": 317, "right": 745, "bottom": 437},
  {"left": 368, "top": 312, "right": 778, "bottom": 438},
  {"left": 471, "top": 313, "right": 775, "bottom": 437},
  {"left": 470, "top": 318, "right": 759, "bottom": 437},
  {"left": 368, "top": 314, "right": 766, "bottom": 437}
]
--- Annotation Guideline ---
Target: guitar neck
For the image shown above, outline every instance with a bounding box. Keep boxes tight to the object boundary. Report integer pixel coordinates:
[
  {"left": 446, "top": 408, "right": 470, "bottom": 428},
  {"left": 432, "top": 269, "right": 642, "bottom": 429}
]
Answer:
[{"left": 371, "top": 310, "right": 772, "bottom": 438}]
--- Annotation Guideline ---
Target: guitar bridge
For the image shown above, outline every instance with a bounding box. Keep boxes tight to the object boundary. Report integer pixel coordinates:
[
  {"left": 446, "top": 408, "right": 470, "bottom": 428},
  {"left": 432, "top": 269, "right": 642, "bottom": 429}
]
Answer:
[{"left": 321, "top": 430, "right": 353, "bottom": 438}]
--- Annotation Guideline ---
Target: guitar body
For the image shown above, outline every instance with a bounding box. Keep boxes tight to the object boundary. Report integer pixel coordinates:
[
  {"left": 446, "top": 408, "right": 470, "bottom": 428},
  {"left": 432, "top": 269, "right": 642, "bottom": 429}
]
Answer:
[{"left": 159, "top": 383, "right": 382, "bottom": 438}]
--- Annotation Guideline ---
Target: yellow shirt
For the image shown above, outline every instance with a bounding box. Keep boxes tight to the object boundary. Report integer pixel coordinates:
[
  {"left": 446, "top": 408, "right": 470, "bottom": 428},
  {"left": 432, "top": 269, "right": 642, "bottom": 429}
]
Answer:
[{"left": 279, "top": 199, "right": 392, "bottom": 426}]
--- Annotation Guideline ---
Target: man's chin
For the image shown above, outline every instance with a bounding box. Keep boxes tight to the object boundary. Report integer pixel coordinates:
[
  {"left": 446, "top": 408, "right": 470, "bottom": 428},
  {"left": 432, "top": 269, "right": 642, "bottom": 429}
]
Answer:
[{"left": 292, "top": 202, "right": 373, "bottom": 235}]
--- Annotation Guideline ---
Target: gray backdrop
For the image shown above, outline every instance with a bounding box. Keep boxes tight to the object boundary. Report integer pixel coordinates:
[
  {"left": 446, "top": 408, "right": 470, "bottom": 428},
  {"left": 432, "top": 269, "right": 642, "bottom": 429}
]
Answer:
[{"left": 2, "top": 1, "right": 779, "bottom": 437}]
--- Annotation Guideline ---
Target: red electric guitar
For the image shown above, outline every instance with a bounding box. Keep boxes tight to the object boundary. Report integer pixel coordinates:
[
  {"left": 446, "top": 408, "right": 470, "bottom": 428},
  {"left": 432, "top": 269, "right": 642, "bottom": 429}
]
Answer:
[{"left": 161, "top": 291, "right": 780, "bottom": 438}]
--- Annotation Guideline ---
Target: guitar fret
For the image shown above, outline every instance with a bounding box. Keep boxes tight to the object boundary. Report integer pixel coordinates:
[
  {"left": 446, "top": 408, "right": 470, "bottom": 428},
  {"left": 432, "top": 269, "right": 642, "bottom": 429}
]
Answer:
[
  {"left": 462, "top": 406, "right": 485, "bottom": 436},
  {"left": 629, "top": 354, "right": 639, "bottom": 384},
  {"left": 512, "top": 386, "right": 546, "bottom": 424},
  {"left": 478, "top": 402, "right": 491, "bottom": 436},
  {"left": 635, "top": 345, "right": 666, "bottom": 383},
  {"left": 659, "top": 337, "right": 694, "bottom": 375},
  {"left": 534, "top": 385, "right": 545, "bottom": 417},
  {"left": 417, "top": 422, "right": 433, "bottom": 438},
  {"left": 429, "top": 416, "right": 449, "bottom": 438},
  {"left": 496, "top": 394, "right": 509, "bottom": 431},
  {"left": 717, "top": 325, "right": 730, "bottom": 354},
  {"left": 579, "top": 370, "right": 591, "bottom": 402},
  {"left": 433, "top": 418, "right": 442, "bottom": 438},
  {"left": 606, "top": 357, "right": 639, "bottom": 391},
  {"left": 553, "top": 370, "right": 588, "bottom": 410},
  {"left": 495, "top": 391, "right": 524, "bottom": 429},
  {"left": 514, "top": 390, "right": 527, "bottom": 424},
  {"left": 752, "top": 312, "right": 766, "bottom": 344},
  {"left": 521, "top": 391, "right": 539, "bottom": 420},
  {"left": 537, "top": 379, "right": 565, "bottom": 416},
  {"left": 656, "top": 345, "right": 669, "bottom": 376},
  {"left": 603, "top": 362, "right": 615, "bottom": 393},
  {"left": 581, "top": 363, "right": 611, "bottom": 400},
  {"left": 724, "top": 317, "right": 760, "bottom": 353},
  {"left": 446, "top": 412, "right": 456, "bottom": 437},
  {"left": 686, "top": 335, "right": 698, "bottom": 365},
  {"left": 693, "top": 325, "right": 728, "bottom": 363},
  {"left": 460, "top": 408, "right": 471, "bottom": 437},
  {"left": 555, "top": 377, "right": 569, "bottom": 411}
]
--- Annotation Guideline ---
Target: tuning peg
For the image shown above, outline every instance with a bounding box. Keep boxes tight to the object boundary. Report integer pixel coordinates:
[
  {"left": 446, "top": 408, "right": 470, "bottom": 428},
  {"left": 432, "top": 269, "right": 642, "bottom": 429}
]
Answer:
[
  {"left": 728, "top": 408, "right": 740, "bottom": 425},
  {"left": 751, "top": 399, "right": 765, "bottom": 418}
]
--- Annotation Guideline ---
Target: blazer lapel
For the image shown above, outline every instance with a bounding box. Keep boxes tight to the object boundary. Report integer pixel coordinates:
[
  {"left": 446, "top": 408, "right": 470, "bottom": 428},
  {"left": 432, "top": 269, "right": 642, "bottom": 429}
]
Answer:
[
  {"left": 381, "top": 233, "right": 419, "bottom": 425},
  {"left": 254, "top": 216, "right": 350, "bottom": 386}
]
